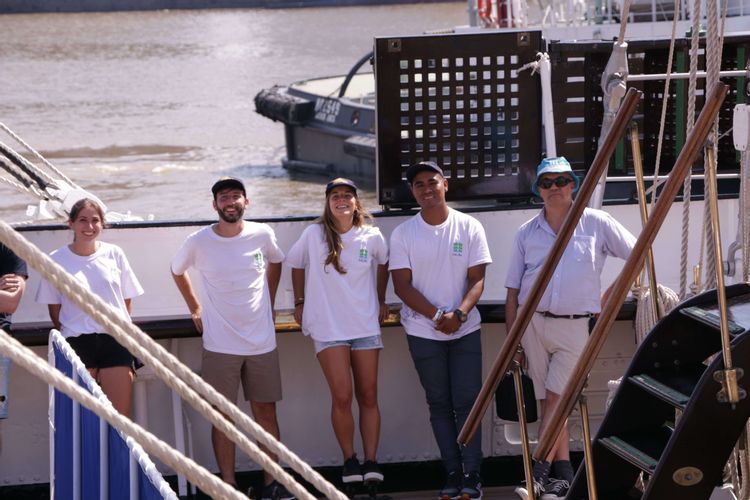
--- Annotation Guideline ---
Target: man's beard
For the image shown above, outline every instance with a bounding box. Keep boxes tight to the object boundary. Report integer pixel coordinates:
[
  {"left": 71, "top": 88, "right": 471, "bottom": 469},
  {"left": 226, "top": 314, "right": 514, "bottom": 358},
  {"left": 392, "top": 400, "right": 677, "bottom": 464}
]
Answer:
[{"left": 218, "top": 205, "right": 244, "bottom": 223}]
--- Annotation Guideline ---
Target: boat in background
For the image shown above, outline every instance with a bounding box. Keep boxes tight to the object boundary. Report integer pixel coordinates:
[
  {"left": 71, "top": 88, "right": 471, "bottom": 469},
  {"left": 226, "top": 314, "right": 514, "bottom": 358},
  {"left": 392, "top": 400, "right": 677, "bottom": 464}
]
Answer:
[{"left": 254, "top": 0, "right": 750, "bottom": 183}]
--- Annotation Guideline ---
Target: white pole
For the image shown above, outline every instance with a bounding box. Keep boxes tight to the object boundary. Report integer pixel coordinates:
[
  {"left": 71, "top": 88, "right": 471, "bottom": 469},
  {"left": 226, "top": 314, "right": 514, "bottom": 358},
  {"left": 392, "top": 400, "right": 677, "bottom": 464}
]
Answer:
[
  {"left": 100, "top": 418, "right": 108, "bottom": 499},
  {"left": 539, "top": 53, "right": 557, "bottom": 158},
  {"left": 73, "top": 370, "right": 81, "bottom": 500},
  {"left": 47, "top": 342, "right": 55, "bottom": 500},
  {"left": 170, "top": 339, "right": 189, "bottom": 497}
]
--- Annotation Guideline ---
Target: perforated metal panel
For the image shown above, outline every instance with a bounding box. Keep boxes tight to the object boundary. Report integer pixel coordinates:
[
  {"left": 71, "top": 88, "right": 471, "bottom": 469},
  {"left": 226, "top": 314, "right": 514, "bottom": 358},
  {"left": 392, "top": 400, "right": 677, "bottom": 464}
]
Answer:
[{"left": 375, "top": 30, "right": 543, "bottom": 206}]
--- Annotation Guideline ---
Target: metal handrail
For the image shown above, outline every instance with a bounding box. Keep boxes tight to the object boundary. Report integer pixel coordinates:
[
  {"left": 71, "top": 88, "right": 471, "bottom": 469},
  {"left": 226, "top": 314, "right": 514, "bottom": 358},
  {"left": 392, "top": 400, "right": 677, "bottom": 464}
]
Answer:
[
  {"left": 533, "top": 83, "right": 729, "bottom": 461},
  {"left": 457, "top": 86, "right": 643, "bottom": 446}
]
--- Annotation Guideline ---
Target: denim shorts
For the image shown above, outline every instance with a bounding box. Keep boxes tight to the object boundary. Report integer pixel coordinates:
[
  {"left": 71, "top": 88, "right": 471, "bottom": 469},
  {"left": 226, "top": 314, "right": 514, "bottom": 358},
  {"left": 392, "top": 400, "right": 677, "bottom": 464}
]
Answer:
[{"left": 314, "top": 334, "right": 384, "bottom": 354}]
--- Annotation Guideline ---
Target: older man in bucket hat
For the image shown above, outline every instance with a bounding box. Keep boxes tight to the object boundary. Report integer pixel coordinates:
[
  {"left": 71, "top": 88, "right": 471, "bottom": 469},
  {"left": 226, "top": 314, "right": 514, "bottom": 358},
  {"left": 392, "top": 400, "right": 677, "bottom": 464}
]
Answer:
[{"left": 505, "top": 157, "right": 636, "bottom": 500}]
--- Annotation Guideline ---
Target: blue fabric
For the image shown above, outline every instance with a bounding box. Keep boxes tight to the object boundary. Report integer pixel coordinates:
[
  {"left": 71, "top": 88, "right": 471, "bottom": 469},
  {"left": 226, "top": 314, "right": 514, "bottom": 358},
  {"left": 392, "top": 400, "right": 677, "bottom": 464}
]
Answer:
[
  {"left": 407, "top": 330, "right": 483, "bottom": 473},
  {"left": 109, "top": 425, "right": 131, "bottom": 499},
  {"left": 139, "top": 468, "right": 164, "bottom": 500},
  {"left": 54, "top": 347, "right": 73, "bottom": 500},
  {"left": 80, "top": 403, "right": 101, "bottom": 499}
]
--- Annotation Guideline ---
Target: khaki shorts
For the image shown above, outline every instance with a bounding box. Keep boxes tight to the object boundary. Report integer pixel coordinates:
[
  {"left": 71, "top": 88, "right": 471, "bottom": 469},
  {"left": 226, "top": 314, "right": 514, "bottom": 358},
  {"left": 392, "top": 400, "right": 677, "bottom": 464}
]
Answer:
[
  {"left": 521, "top": 313, "right": 589, "bottom": 400},
  {"left": 201, "top": 348, "right": 282, "bottom": 403}
]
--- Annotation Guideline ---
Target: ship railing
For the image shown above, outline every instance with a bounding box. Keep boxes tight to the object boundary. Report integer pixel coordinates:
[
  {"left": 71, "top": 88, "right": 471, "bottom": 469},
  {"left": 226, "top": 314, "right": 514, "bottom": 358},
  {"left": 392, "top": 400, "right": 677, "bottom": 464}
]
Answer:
[
  {"left": 48, "top": 329, "right": 177, "bottom": 500},
  {"left": 458, "top": 82, "right": 729, "bottom": 498}
]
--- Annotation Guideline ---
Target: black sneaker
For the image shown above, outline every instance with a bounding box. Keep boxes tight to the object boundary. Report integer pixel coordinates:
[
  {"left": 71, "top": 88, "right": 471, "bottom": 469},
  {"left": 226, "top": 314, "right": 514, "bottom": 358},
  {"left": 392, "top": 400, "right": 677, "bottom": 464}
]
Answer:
[
  {"left": 514, "top": 478, "right": 544, "bottom": 500},
  {"left": 342, "top": 455, "right": 363, "bottom": 484},
  {"left": 439, "top": 470, "right": 463, "bottom": 500},
  {"left": 260, "top": 480, "right": 295, "bottom": 500},
  {"left": 459, "top": 471, "right": 483, "bottom": 499},
  {"left": 541, "top": 478, "right": 570, "bottom": 500},
  {"left": 362, "top": 460, "right": 384, "bottom": 482}
]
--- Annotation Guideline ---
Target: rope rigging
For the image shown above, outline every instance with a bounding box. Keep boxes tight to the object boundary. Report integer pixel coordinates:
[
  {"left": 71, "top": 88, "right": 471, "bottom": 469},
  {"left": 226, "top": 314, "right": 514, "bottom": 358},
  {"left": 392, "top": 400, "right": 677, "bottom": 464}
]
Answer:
[{"left": 0, "top": 220, "right": 349, "bottom": 500}]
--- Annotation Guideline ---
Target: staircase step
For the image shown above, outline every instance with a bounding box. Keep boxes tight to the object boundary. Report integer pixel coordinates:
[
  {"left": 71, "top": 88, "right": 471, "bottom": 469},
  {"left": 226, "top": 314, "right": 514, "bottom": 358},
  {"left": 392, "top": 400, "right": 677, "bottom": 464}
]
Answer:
[
  {"left": 599, "top": 425, "right": 673, "bottom": 473},
  {"left": 681, "top": 306, "right": 745, "bottom": 336},
  {"left": 628, "top": 366, "right": 705, "bottom": 408}
]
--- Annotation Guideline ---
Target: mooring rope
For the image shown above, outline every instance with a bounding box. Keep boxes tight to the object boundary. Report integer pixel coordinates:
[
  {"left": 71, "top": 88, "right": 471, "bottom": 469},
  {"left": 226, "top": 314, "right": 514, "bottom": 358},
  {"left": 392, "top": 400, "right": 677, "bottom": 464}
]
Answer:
[
  {"left": 679, "top": 0, "right": 704, "bottom": 299},
  {"left": 0, "top": 328, "right": 246, "bottom": 500},
  {"left": 0, "top": 221, "right": 347, "bottom": 500},
  {"left": 0, "top": 121, "right": 76, "bottom": 187}
]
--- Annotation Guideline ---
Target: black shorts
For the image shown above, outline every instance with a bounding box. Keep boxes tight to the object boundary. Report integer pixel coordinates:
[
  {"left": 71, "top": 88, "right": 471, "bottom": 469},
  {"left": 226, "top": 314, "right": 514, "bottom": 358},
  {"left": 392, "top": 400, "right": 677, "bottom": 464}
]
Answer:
[{"left": 66, "top": 333, "right": 134, "bottom": 370}]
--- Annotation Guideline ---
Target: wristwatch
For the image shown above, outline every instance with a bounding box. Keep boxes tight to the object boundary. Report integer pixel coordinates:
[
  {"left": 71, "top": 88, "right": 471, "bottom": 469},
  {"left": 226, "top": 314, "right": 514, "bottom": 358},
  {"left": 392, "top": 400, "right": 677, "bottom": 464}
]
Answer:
[{"left": 454, "top": 309, "right": 467, "bottom": 323}]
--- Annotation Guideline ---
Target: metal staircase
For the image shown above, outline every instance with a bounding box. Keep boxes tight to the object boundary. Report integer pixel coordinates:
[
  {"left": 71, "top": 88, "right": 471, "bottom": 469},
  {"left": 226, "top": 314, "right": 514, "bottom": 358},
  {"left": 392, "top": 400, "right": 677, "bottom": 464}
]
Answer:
[{"left": 567, "top": 283, "right": 750, "bottom": 499}]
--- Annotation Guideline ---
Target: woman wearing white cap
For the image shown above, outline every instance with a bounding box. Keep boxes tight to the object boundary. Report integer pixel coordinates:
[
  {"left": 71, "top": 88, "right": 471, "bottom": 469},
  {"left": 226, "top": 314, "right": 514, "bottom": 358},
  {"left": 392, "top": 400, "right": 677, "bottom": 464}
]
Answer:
[{"left": 286, "top": 178, "right": 389, "bottom": 489}]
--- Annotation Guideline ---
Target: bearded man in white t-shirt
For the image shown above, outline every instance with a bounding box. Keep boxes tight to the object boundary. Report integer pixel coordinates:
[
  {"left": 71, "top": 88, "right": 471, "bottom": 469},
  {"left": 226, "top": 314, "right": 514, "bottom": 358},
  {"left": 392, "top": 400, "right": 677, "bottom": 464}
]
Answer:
[
  {"left": 390, "top": 161, "right": 492, "bottom": 500},
  {"left": 171, "top": 177, "right": 293, "bottom": 500}
]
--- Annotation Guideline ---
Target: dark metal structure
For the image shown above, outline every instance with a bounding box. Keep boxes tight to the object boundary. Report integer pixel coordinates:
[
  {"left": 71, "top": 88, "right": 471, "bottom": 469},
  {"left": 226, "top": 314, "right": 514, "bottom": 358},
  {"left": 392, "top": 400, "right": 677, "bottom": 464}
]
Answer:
[
  {"left": 374, "top": 30, "right": 544, "bottom": 206},
  {"left": 374, "top": 30, "right": 749, "bottom": 207}
]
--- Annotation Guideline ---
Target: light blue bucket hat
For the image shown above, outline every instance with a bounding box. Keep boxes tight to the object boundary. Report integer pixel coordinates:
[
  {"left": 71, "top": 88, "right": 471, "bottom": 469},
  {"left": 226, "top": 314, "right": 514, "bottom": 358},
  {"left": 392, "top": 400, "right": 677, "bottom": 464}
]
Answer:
[{"left": 531, "top": 156, "right": 580, "bottom": 196}]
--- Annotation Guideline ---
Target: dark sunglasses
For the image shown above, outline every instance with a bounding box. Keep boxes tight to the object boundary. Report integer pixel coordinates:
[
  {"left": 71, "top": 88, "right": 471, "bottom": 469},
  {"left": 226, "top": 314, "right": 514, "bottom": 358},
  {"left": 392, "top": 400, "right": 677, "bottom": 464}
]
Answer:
[{"left": 537, "top": 176, "right": 573, "bottom": 190}]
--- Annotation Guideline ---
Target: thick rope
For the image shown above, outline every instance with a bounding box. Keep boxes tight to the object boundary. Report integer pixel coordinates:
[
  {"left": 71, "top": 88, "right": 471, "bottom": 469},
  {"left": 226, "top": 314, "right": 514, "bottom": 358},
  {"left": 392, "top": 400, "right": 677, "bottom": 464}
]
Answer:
[
  {"left": 50, "top": 330, "right": 178, "bottom": 500},
  {"left": 742, "top": 151, "right": 750, "bottom": 282},
  {"left": 0, "top": 329, "right": 246, "bottom": 500},
  {"left": 617, "top": 0, "right": 632, "bottom": 43},
  {"left": 701, "top": 0, "right": 723, "bottom": 290},
  {"left": 633, "top": 284, "right": 681, "bottom": 343},
  {"left": 0, "top": 121, "right": 76, "bottom": 187},
  {"left": 647, "top": 0, "right": 682, "bottom": 215},
  {"left": 0, "top": 221, "right": 346, "bottom": 500},
  {"left": 679, "top": 0, "right": 703, "bottom": 298}
]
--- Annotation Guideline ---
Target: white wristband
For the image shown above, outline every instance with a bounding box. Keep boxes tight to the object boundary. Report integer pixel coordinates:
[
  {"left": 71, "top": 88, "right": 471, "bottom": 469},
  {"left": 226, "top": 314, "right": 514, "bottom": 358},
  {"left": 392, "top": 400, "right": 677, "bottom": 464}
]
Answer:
[{"left": 432, "top": 308, "right": 444, "bottom": 322}]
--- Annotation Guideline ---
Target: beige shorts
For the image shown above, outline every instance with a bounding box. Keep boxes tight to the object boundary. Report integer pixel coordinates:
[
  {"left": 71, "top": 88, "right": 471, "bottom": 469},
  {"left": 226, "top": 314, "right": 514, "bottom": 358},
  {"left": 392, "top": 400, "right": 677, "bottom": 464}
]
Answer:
[
  {"left": 201, "top": 348, "right": 282, "bottom": 403},
  {"left": 521, "top": 313, "right": 589, "bottom": 400}
]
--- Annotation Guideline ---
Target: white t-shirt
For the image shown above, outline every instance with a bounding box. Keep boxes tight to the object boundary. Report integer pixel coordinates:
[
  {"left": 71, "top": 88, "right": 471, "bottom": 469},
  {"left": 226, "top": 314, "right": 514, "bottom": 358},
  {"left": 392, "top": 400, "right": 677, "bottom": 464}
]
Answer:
[
  {"left": 35, "top": 242, "right": 144, "bottom": 339},
  {"left": 170, "top": 222, "right": 285, "bottom": 356},
  {"left": 286, "top": 224, "right": 388, "bottom": 342},
  {"left": 389, "top": 208, "right": 492, "bottom": 341}
]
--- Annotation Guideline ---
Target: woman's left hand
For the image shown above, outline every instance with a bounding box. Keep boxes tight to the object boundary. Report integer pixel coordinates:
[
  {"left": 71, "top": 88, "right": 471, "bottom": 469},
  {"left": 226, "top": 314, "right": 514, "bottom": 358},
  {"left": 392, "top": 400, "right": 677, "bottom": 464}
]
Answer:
[{"left": 379, "top": 302, "right": 389, "bottom": 324}]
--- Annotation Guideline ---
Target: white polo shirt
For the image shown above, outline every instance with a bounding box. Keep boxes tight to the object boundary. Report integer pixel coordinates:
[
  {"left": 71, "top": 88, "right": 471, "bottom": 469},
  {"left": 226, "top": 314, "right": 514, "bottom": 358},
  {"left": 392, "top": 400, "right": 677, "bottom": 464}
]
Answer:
[
  {"left": 505, "top": 207, "right": 636, "bottom": 315},
  {"left": 390, "top": 208, "right": 492, "bottom": 341},
  {"left": 171, "top": 222, "right": 284, "bottom": 356},
  {"left": 285, "top": 224, "right": 388, "bottom": 342}
]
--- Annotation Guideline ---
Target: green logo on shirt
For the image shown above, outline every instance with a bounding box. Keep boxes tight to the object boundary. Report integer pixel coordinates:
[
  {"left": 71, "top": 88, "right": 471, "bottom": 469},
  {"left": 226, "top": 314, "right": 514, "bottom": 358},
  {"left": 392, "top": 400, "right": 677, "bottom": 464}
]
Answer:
[
  {"left": 254, "top": 252, "right": 264, "bottom": 269},
  {"left": 359, "top": 247, "right": 368, "bottom": 262},
  {"left": 452, "top": 241, "right": 464, "bottom": 256}
]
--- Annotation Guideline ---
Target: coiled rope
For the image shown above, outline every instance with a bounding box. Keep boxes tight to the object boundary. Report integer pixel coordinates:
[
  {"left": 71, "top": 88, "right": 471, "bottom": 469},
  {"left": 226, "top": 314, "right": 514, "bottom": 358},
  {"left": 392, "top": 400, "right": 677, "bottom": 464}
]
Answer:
[{"left": 0, "top": 220, "right": 348, "bottom": 500}]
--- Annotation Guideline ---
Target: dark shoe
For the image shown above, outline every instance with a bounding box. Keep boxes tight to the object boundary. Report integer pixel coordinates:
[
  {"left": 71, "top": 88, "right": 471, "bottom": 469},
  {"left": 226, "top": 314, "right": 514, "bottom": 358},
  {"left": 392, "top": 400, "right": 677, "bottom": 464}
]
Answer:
[
  {"left": 541, "top": 478, "right": 570, "bottom": 500},
  {"left": 459, "top": 471, "right": 483, "bottom": 499},
  {"left": 439, "top": 470, "right": 463, "bottom": 500},
  {"left": 362, "top": 460, "right": 384, "bottom": 482},
  {"left": 342, "top": 455, "right": 363, "bottom": 484},
  {"left": 514, "top": 478, "right": 545, "bottom": 500},
  {"left": 260, "top": 480, "right": 295, "bottom": 500}
]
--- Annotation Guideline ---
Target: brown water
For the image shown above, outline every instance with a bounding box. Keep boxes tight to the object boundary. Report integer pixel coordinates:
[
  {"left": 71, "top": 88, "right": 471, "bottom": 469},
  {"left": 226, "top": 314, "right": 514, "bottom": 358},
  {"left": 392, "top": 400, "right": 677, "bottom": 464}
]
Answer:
[{"left": 0, "top": 3, "right": 465, "bottom": 222}]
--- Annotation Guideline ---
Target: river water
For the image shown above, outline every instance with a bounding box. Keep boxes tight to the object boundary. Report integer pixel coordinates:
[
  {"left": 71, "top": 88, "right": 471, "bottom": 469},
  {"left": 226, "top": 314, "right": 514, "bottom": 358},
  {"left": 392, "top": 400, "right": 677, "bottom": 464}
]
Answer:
[{"left": 0, "top": 3, "right": 465, "bottom": 222}]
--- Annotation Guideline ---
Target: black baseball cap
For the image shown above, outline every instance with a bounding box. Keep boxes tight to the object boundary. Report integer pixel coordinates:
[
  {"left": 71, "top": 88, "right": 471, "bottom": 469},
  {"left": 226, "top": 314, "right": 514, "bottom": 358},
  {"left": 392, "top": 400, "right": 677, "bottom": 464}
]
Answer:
[
  {"left": 325, "top": 177, "right": 358, "bottom": 195},
  {"left": 405, "top": 161, "right": 444, "bottom": 184},
  {"left": 211, "top": 177, "right": 246, "bottom": 197}
]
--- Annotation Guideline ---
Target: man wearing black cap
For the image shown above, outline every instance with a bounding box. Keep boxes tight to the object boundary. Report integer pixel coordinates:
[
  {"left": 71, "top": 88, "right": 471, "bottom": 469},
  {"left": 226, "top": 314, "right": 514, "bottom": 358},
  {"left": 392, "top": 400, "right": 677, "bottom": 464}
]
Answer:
[
  {"left": 390, "top": 162, "right": 492, "bottom": 500},
  {"left": 171, "top": 177, "right": 292, "bottom": 499}
]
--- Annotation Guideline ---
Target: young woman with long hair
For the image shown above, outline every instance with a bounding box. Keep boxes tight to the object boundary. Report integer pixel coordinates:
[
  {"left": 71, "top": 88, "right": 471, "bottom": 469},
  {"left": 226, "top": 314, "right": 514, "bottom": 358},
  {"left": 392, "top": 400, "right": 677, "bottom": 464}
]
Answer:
[
  {"left": 286, "top": 178, "right": 389, "bottom": 488},
  {"left": 36, "top": 198, "right": 143, "bottom": 417}
]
